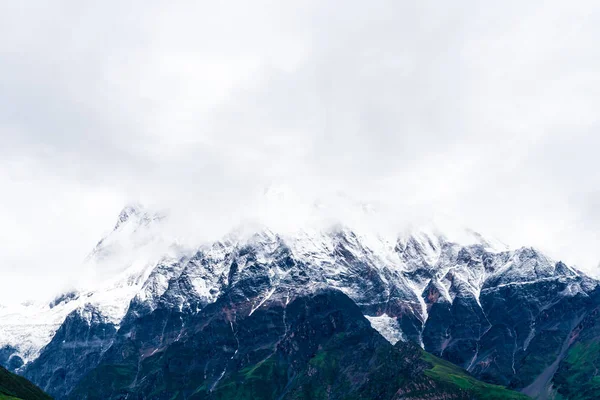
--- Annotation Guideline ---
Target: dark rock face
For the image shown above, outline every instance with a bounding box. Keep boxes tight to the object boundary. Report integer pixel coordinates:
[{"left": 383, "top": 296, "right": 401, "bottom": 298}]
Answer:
[
  {"left": 24, "top": 305, "right": 117, "bottom": 399},
  {"left": 65, "top": 290, "right": 525, "bottom": 400},
  {"left": 482, "top": 280, "right": 594, "bottom": 389},
  {"left": 48, "top": 291, "right": 80, "bottom": 309},
  {"left": 417, "top": 245, "right": 600, "bottom": 397},
  {"left": 11, "top": 220, "right": 600, "bottom": 399},
  {"left": 0, "top": 345, "right": 24, "bottom": 372},
  {"left": 536, "top": 290, "right": 600, "bottom": 400}
]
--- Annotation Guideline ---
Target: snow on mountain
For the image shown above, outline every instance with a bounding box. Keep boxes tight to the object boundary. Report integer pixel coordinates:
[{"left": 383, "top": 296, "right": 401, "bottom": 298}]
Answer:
[
  {"left": 366, "top": 314, "right": 406, "bottom": 345},
  {"left": 0, "top": 204, "right": 184, "bottom": 367},
  {"left": 82, "top": 203, "right": 172, "bottom": 281},
  {"left": 0, "top": 267, "right": 154, "bottom": 366},
  {"left": 1, "top": 201, "right": 594, "bottom": 371},
  {"left": 0, "top": 300, "right": 72, "bottom": 366}
]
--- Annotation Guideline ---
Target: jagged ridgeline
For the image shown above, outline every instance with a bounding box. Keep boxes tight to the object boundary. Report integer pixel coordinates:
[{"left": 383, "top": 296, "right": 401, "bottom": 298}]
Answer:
[{"left": 1, "top": 204, "right": 599, "bottom": 399}]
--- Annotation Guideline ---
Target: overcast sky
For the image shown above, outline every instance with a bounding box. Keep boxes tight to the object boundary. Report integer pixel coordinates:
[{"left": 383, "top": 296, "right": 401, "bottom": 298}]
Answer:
[{"left": 1, "top": 1, "right": 599, "bottom": 302}]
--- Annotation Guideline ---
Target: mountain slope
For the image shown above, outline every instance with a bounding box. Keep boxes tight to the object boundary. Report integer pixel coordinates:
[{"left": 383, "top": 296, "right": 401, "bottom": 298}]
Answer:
[
  {"left": 0, "top": 366, "right": 51, "bottom": 400},
  {"left": 549, "top": 294, "right": 600, "bottom": 400},
  {"left": 2, "top": 205, "right": 599, "bottom": 398},
  {"left": 421, "top": 351, "right": 528, "bottom": 400},
  {"left": 67, "top": 289, "right": 527, "bottom": 400}
]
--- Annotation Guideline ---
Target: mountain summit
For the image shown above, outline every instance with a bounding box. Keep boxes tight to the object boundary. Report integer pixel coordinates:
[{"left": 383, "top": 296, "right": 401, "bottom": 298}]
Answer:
[{"left": 1, "top": 205, "right": 598, "bottom": 399}]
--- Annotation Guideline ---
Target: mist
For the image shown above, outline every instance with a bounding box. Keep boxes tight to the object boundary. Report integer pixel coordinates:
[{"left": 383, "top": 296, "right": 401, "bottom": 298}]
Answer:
[{"left": 1, "top": 1, "right": 599, "bottom": 302}]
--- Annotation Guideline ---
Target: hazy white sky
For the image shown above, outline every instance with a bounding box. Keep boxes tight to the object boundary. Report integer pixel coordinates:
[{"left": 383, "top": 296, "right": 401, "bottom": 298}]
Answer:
[{"left": 1, "top": 1, "right": 599, "bottom": 301}]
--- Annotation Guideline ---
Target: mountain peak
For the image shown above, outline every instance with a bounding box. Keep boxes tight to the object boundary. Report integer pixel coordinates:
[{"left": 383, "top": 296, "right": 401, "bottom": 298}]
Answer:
[
  {"left": 113, "top": 203, "right": 165, "bottom": 231},
  {"left": 114, "top": 203, "right": 144, "bottom": 228}
]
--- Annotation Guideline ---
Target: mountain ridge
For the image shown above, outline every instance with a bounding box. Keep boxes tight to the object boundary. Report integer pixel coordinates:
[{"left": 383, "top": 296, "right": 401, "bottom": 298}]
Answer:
[{"left": 1, "top": 205, "right": 598, "bottom": 398}]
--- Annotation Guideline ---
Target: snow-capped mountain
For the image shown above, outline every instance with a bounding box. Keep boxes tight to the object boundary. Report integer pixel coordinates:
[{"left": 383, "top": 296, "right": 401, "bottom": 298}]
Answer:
[
  {"left": 0, "top": 204, "right": 181, "bottom": 368},
  {"left": 1, "top": 204, "right": 598, "bottom": 399}
]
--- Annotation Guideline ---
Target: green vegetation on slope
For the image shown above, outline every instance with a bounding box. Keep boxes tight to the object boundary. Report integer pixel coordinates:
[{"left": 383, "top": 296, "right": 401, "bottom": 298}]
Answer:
[
  {"left": 206, "top": 330, "right": 531, "bottom": 400},
  {"left": 421, "top": 351, "right": 530, "bottom": 400},
  {"left": 553, "top": 341, "right": 600, "bottom": 399},
  {"left": 68, "top": 290, "right": 532, "bottom": 399},
  {"left": 0, "top": 395, "right": 22, "bottom": 400},
  {"left": 0, "top": 366, "right": 52, "bottom": 400}
]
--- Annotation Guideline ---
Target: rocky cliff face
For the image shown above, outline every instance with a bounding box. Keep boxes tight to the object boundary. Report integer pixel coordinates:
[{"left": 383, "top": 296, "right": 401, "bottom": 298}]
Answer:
[
  {"left": 2, "top": 205, "right": 599, "bottom": 399},
  {"left": 66, "top": 289, "right": 527, "bottom": 400},
  {"left": 24, "top": 305, "right": 118, "bottom": 399}
]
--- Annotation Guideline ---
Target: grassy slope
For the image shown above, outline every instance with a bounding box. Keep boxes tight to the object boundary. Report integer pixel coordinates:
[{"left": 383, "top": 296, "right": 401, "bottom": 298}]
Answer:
[
  {"left": 552, "top": 340, "right": 600, "bottom": 399},
  {"left": 206, "top": 331, "right": 530, "bottom": 400},
  {"left": 0, "top": 366, "right": 52, "bottom": 400},
  {"left": 421, "top": 351, "right": 530, "bottom": 400}
]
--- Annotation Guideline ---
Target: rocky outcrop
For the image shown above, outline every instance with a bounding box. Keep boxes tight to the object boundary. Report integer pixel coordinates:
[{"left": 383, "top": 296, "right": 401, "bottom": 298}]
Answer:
[{"left": 3, "top": 206, "right": 599, "bottom": 398}]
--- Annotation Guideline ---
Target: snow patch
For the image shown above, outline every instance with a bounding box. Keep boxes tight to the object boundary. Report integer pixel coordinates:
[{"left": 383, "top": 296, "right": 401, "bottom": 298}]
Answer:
[{"left": 365, "top": 314, "right": 406, "bottom": 345}]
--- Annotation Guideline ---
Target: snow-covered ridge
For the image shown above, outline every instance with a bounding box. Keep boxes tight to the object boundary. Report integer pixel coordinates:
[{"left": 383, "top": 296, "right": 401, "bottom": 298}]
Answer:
[
  {"left": 0, "top": 204, "right": 593, "bottom": 368},
  {"left": 0, "top": 204, "right": 180, "bottom": 366}
]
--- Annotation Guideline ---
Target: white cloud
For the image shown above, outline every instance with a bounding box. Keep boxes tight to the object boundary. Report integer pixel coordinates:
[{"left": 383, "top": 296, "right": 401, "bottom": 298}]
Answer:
[{"left": 1, "top": 1, "right": 599, "bottom": 301}]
